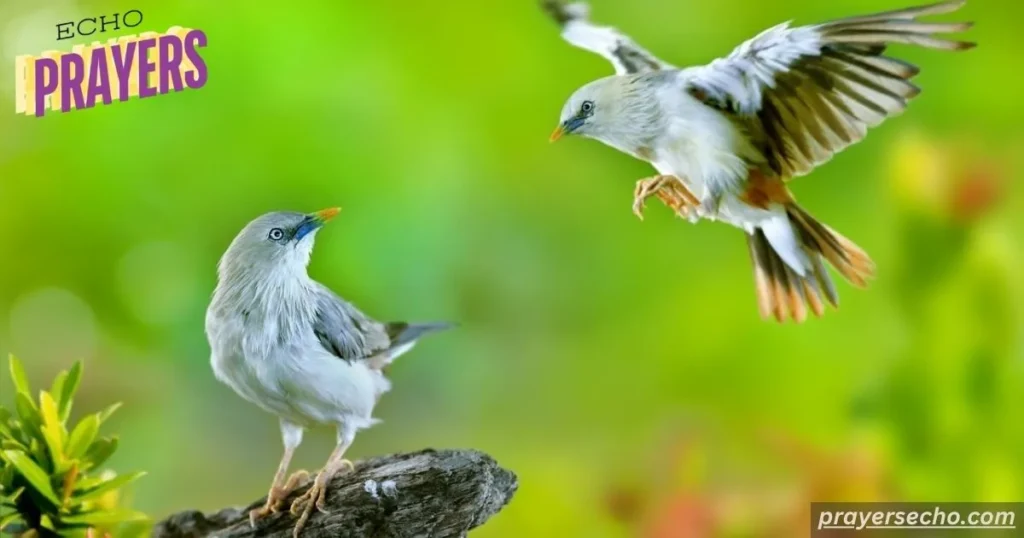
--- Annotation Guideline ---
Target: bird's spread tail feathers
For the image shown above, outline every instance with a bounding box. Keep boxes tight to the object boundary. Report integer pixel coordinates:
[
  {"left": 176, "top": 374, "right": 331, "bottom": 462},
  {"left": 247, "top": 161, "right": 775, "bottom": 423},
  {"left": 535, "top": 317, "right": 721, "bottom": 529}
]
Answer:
[{"left": 748, "top": 205, "right": 875, "bottom": 322}]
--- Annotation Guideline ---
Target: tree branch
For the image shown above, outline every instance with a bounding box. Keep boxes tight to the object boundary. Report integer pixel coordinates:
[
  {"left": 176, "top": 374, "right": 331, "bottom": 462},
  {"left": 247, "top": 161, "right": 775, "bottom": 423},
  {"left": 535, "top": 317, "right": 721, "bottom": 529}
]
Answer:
[{"left": 152, "top": 449, "right": 517, "bottom": 538}]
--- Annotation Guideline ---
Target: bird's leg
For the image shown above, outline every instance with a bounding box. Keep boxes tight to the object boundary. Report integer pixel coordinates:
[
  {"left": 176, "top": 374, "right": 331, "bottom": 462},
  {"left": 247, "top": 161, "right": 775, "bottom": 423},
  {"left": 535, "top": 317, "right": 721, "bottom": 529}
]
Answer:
[
  {"left": 251, "top": 421, "right": 307, "bottom": 528},
  {"left": 632, "top": 174, "right": 700, "bottom": 221},
  {"left": 290, "top": 424, "right": 357, "bottom": 538}
]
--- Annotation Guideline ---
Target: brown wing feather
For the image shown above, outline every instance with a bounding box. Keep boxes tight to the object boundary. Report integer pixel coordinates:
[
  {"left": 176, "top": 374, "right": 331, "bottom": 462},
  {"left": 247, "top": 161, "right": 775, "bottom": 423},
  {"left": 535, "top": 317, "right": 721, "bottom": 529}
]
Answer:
[{"left": 686, "top": 0, "right": 974, "bottom": 180}]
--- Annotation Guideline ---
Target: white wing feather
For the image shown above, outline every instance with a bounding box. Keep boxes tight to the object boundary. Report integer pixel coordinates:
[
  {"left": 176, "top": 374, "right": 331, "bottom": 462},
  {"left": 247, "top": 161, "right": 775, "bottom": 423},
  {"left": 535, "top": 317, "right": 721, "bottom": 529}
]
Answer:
[{"left": 543, "top": 1, "right": 674, "bottom": 75}]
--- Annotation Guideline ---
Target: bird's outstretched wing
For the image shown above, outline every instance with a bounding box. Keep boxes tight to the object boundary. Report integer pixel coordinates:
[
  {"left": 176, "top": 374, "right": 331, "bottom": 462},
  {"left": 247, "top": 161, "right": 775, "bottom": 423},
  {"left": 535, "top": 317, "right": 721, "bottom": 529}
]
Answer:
[
  {"left": 542, "top": 1, "right": 674, "bottom": 75},
  {"left": 312, "top": 284, "right": 452, "bottom": 367},
  {"left": 681, "top": 0, "right": 974, "bottom": 179}
]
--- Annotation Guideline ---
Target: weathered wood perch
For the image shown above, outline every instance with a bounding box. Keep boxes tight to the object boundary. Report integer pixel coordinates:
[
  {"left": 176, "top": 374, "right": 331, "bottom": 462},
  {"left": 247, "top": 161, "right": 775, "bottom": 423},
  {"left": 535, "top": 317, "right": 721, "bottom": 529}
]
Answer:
[{"left": 152, "top": 449, "right": 517, "bottom": 538}]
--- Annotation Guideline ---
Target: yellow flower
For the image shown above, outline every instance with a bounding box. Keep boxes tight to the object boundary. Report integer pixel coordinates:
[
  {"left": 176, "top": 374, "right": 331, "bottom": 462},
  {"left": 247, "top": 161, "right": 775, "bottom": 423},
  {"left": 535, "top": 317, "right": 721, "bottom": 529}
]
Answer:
[{"left": 889, "top": 129, "right": 950, "bottom": 220}]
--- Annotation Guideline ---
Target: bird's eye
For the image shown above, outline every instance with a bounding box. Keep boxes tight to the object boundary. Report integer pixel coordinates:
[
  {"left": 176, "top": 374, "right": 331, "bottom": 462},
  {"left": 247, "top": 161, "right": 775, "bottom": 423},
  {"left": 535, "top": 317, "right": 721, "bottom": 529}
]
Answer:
[
  {"left": 580, "top": 100, "right": 594, "bottom": 114},
  {"left": 268, "top": 228, "right": 285, "bottom": 241}
]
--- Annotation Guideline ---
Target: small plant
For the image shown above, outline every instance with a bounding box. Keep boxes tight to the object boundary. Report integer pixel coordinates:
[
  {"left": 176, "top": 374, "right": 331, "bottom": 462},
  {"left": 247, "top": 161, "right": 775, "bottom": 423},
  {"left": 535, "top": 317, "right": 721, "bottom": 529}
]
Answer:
[{"left": 0, "top": 355, "right": 147, "bottom": 537}]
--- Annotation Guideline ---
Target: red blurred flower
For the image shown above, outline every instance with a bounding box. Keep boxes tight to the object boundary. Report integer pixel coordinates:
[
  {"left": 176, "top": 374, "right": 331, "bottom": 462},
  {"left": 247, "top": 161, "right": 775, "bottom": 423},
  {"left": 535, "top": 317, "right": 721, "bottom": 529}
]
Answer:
[
  {"left": 645, "top": 494, "right": 717, "bottom": 538},
  {"left": 950, "top": 161, "right": 1003, "bottom": 223}
]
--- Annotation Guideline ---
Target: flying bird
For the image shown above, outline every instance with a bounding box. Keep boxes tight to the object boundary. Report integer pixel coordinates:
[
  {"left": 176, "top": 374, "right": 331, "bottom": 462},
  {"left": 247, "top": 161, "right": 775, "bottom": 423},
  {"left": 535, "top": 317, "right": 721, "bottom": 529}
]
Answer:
[
  {"left": 543, "top": 0, "right": 974, "bottom": 321},
  {"left": 205, "top": 208, "right": 452, "bottom": 537}
]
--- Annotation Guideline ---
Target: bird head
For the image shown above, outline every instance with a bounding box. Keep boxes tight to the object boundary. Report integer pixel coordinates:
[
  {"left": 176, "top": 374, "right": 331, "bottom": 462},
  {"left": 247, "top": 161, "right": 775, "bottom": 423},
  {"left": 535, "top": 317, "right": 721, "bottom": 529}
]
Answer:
[
  {"left": 550, "top": 76, "right": 661, "bottom": 150},
  {"left": 218, "top": 207, "right": 341, "bottom": 280},
  {"left": 551, "top": 79, "right": 604, "bottom": 142}
]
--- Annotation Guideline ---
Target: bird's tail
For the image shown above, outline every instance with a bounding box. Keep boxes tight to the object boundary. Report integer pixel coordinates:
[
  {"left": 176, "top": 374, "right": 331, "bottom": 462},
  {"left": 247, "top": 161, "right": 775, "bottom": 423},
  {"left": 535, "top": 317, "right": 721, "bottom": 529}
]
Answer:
[
  {"left": 365, "top": 321, "right": 454, "bottom": 370},
  {"left": 748, "top": 204, "right": 875, "bottom": 322},
  {"left": 386, "top": 321, "right": 455, "bottom": 348}
]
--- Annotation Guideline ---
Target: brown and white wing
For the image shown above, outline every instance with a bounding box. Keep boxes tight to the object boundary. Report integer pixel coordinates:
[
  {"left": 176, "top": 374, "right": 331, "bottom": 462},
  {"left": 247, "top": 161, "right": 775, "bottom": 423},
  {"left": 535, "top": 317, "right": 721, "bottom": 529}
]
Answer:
[
  {"left": 681, "top": 0, "right": 974, "bottom": 180},
  {"left": 542, "top": 1, "right": 675, "bottom": 75}
]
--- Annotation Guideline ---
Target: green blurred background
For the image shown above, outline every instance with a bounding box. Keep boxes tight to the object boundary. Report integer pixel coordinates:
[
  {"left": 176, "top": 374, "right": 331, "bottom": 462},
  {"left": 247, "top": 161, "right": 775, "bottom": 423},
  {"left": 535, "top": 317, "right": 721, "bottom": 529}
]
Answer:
[{"left": 1, "top": 0, "right": 1021, "bottom": 535}]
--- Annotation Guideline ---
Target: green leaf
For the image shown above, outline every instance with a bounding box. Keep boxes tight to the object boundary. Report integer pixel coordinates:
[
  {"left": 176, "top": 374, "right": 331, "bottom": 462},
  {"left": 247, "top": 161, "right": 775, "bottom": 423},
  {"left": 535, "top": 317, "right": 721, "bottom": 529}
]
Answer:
[
  {"left": 1, "top": 450, "right": 59, "bottom": 506},
  {"left": 74, "top": 471, "right": 145, "bottom": 501},
  {"left": 0, "top": 439, "right": 27, "bottom": 451},
  {"left": 28, "top": 439, "right": 48, "bottom": 468},
  {"left": 0, "top": 486, "right": 24, "bottom": 503},
  {"left": 0, "top": 465, "right": 15, "bottom": 490},
  {"left": 38, "top": 392, "right": 62, "bottom": 431},
  {"left": 59, "top": 362, "right": 83, "bottom": 421},
  {"left": 69, "top": 474, "right": 104, "bottom": 491},
  {"left": 82, "top": 438, "right": 118, "bottom": 471},
  {"left": 0, "top": 510, "right": 21, "bottom": 531},
  {"left": 0, "top": 418, "right": 15, "bottom": 442},
  {"left": 14, "top": 393, "right": 40, "bottom": 435},
  {"left": 96, "top": 403, "right": 121, "bottom": 425},
  {"left": 57, "top": 524, "right": 91, "bottom": 532},
  {"left": 5, "top": 420, "right": 30, "bottom": 447},
  {"left": 8, "top": 356, "right": 31, "bottom": 398},
  {"left": 0, "top": 409, "right": 17, "bottom": 450},
  {"left": 50, "top": 371, "right": 67, "bottom": 408},
  {"left": 0, "top": 438, "right": 25, "bottom": 450},
  {"left": 38, "top": 392, "right": 65, "bottom": 468},
  {"left": 60, "top": 509, "right": 149, "bottom": 525},
  {"left": 65, "top": 415, "right": 99, "bottom": 460}
]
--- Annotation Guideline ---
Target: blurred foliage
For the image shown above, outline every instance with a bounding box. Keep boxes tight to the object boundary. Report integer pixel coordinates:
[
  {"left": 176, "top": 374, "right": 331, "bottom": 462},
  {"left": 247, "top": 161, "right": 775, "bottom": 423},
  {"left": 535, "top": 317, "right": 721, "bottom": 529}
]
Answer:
[
  {"left": 0, "top": 0, "right": 1021, "bottom": 537},
  {"left": 0, "top": 356, "right": 147, "bottom": 537}
]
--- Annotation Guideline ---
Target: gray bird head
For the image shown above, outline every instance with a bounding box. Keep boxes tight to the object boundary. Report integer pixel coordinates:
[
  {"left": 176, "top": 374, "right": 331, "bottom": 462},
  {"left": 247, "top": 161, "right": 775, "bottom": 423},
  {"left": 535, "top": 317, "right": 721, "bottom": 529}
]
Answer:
[
  {"left": 550, "top": 75, "right": 663, "bottom": 151},
  {"left": 217, "top": 208, "right": 341, "bottom": 281}
]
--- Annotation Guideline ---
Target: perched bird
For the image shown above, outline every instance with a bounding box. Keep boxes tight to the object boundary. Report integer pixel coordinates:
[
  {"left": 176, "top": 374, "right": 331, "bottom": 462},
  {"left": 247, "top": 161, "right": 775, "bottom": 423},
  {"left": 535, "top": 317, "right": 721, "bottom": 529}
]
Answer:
[
  {"left": 543, "top": 0, "right": 974, "bottom": 321},
  {"left": 205, "top": 208, "right": 451, "bottom": 537}
]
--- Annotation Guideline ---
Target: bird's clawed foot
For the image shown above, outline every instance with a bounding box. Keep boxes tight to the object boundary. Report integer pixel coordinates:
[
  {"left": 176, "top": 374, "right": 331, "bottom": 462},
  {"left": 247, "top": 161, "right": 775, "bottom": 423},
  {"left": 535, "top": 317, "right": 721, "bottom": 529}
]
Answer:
[
  {"left": 632, "top": 175, "right": 700, "bottom": 221},
  {"left": 289, "top": 460, "right": 355, "bottom": 537},
  {"left": 249, "top": 470, "right": 310, "bottom": 528}
]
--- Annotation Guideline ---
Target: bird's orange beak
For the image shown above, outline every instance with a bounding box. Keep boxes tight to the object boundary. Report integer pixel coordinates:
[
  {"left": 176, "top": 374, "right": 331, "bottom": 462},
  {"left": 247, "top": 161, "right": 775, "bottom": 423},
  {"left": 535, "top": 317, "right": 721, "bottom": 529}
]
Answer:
[
  {"left": 549, "top": 125, "right": 565, "bottom": 143},
  {"left": 312, "top": 207, "right": 341, "bottom": 223}
]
